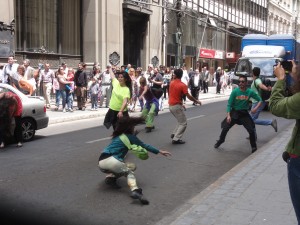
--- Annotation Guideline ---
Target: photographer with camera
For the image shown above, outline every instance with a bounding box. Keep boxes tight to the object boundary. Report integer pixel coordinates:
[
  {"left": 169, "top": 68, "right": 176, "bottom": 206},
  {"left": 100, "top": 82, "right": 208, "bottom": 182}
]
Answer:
[{"left": 270, "top": 60, "right": 300, "bottom": 224}]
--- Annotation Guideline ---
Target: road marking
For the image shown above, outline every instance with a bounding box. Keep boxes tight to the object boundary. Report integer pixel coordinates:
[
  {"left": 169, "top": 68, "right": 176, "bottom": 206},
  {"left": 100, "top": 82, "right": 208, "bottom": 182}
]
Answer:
[
  {"left": 86, "top": 136, "right": 111, "bottom": 144},
  {"left": 87, "top": 115, "right": 205, "bottom": 143},
  {"left": 187, "top": 115, "right": 205, "bottom": 121}
]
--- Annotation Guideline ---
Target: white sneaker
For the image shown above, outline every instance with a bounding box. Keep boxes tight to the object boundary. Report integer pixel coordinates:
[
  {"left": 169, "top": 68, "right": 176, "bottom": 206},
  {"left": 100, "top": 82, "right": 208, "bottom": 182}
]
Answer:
[{"left": 63, "top": 108, "right": 66, "bottom": 113}]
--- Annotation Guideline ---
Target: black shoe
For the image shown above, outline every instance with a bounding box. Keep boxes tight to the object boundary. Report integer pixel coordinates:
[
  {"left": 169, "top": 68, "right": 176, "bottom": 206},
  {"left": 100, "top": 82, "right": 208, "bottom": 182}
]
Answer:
[
  {"left": 271, "top": 119, "right": 278, "bottom": 132},
  {"left": 214, "top": 140, "right": 224, "bottom": 148},
  {"left": 130, "top": 188, "right": 149, "bottom": 205},
  {"left": 145, "top": 127, "right": 152, "bottom": 133},
  {"left": 170, "top": 134, "right": 174, "bottom": 139},
  {"left": 251, "top": 147, "right": 257, "bottom": 153},
  {"left": 172, "top": 140, "right": 185, "bottom": 144},
  {"left": 105, "top": 177, "right": 121, "bottom": 189}
]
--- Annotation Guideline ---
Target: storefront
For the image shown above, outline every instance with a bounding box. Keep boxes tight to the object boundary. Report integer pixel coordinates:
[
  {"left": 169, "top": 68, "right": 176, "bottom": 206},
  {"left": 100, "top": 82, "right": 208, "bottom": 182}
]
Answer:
[{"left": 198, "top": 48, "right": 225, "bottom": 70}]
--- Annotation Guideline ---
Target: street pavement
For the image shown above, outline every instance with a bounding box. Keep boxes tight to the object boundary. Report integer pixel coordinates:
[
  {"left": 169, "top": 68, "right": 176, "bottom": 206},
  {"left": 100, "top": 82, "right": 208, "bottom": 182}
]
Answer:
[{"left": 45, "top": 86, "right": 298, "bottom": 225}]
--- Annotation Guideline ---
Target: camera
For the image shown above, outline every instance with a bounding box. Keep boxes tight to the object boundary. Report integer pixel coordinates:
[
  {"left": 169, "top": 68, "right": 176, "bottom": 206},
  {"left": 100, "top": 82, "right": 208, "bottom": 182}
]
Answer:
[{"left": 281, "top": 60, "right": 293, "bottom": 71}]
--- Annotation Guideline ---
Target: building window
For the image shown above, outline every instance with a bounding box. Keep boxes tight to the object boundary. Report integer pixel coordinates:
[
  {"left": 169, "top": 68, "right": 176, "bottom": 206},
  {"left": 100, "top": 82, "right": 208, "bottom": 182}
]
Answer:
[{"left": 15, "top": 0, "right": 81, "bottom": 55}]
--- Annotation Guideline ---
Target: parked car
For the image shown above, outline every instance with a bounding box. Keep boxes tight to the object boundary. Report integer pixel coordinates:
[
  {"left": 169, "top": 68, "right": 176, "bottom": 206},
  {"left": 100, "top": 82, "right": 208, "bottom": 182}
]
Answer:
[{"left": 0, "top": 83, "right": 49, "bottom": 141}]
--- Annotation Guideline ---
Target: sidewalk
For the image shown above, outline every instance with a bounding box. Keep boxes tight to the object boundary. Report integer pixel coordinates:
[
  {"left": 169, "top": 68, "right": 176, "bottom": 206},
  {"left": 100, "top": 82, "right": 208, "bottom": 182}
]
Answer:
[
  {"left": 156, "top": 125, "right": 297, "bottom": 225},
  {"left": 46, "top": 86, "right": 232, "bottom": 125}
]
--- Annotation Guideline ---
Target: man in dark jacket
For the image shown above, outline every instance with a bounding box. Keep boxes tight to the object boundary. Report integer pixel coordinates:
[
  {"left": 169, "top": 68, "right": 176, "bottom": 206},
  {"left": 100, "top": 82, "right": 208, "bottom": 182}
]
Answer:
[
  {"left": 188, "top": 69, "right": 201, "bottom": 103},
  {"left": 74, "top": 62, "right": 88, "bottom": 110}
]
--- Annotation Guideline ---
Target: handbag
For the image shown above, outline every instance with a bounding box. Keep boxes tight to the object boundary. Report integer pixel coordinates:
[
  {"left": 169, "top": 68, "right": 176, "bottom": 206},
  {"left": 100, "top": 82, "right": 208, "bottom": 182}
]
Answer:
[{"left": 119, "top": 134, "right": 149, "bottom": 160}]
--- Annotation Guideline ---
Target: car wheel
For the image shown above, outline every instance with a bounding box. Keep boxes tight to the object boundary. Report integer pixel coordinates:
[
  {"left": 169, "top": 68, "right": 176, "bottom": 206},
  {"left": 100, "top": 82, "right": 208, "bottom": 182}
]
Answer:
[{"left": 21, "top": 118, "right": 36, "bottom": 142}]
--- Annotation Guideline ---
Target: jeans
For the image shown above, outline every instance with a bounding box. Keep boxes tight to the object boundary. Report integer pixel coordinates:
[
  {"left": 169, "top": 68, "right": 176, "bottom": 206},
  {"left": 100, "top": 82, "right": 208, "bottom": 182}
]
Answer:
[
  {"left": 91, "top": 94, "right": 98, "bottom": 109},
  {"left": 66, "top": 90, "right": 73, "bottom": 109},
  {"left": 250, "top": 102, "right": 272, "bottom": 126},
  {"left": 287, "top": 157, "right": 300, "bottom": 224},
  {"left": 56, "top": 90, "right": 67, "bottom": 109}
]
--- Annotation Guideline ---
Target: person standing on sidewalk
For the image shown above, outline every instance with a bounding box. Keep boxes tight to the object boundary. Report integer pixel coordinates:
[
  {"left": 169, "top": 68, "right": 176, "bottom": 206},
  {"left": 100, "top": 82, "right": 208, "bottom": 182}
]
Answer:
[
  {"left": 103, "top": 67, "right": 132, "bottom": 130},
  {"left": 90, "top": 77, "right": 100, "bottom": 110},
  {"left": 99, "top": 65, "right": 112, "bottom": 108},
  {"left": 270, "top": 61, "right": 300, "bottom": 224},
  {"left": 214, "top": 75, "right": 262, "bottom": 153},
  {"left": 250, "top": 67, "right": 278, "bottom": 132},
  {"left": 188, "top": 69, "right": 201, "bottom": 103},
  {"left": 39, "top": 63, "right": 55, "bottom": 108},
  {"left": 169, "top": 68, "right": 202, "bottom": 144},
  {"left": 74, "top": 62, "right": 88, "bottom": 111}
]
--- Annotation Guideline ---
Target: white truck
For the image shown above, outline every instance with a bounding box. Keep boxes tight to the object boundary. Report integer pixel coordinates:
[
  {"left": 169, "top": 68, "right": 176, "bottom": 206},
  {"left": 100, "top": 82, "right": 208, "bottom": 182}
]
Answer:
[{"left": 232, "top": 34, "right": 300, "bottom": 87}]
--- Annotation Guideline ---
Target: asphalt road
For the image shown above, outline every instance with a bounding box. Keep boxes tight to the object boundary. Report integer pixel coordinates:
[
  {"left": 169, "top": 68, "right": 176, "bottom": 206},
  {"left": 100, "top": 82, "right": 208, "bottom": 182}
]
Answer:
[{"left": 0, "top": 100, "right": 293, "bottom": 225}]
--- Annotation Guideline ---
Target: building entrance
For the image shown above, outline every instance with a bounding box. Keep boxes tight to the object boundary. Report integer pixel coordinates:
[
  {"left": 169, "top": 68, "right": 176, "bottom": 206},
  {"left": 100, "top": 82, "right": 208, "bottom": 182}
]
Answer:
[{"left": 123, "top": 9, "right": 149, "bottom": 67}]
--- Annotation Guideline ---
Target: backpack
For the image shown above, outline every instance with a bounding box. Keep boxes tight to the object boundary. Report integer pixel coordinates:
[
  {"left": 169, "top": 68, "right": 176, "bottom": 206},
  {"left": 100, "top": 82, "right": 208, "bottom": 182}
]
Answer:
[
  {"left": 254, "top": 77, "right": 271, "bottom": 101},
  {"left": 119, "top": 134, "right": 149, "bottom": 160}
]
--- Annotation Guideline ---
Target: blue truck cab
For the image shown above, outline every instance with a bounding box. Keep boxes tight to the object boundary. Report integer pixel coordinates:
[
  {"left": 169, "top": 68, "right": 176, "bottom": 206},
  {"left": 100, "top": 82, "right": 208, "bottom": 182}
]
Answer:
[{"left": 232, "top": 34, "right": 300, "bottom": 87}]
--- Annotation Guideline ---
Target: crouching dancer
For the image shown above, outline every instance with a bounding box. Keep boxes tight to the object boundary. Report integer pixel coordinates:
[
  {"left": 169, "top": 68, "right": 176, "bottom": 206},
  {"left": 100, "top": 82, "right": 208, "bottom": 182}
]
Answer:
[
  {"left": 214, "top": 75, "right": 262, "bottom": 153},
  {"left": 98, "top": 117, "right": 171, "bottom": 205}
]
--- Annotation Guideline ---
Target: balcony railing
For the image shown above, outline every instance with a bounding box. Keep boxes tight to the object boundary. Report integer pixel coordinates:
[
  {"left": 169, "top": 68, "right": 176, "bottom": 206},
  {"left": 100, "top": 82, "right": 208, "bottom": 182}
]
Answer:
[{"left": 124, "top": 0, "right": 150, "bottom": 9}]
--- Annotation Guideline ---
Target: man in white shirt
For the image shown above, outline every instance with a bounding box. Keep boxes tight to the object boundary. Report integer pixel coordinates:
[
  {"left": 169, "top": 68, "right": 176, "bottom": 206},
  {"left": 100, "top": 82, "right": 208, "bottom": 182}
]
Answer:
[
  {"left": 99, "top": 65, "right": 112, "bottom": 108},
  {"left": 1, "top": 56, "right": 18, "bottom": 84},
  {"left": 181, "top": 66, "right": 190, "bottom": 104}
]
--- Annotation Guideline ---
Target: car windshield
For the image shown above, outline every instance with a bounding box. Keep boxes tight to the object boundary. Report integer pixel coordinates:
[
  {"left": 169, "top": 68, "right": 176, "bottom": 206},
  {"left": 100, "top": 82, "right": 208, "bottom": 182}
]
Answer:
[{"left": 236, "top": 58, "right": 279, "bottom": 76}]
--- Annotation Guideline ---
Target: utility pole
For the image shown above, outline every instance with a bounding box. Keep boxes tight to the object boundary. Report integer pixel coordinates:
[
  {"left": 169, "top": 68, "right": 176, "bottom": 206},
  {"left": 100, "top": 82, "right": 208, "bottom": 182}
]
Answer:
[{"left": 175, "top": 0, "right": 182, "bottom": 68}]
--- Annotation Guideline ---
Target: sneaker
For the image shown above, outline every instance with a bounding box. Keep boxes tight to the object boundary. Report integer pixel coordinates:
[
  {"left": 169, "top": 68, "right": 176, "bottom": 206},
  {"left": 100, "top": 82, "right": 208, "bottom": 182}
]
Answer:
[
  {"left": 145, "top": 126, "right": 154, "bottom": 133},
  {"left": 214, "top": 140, "right": 224, "bottom": 148},
  {"left": 271, "top": 119, "right": 277, "bottom": 132},
  {"left": 69, "top": 108, "right": 73, "bottom": 112},
  {"left": 63, "top": 108, "right": 66, "bottom": 113},
  {"left": 16, "top": 142, "right": 23, "bottom": 147},
  {"left": 104, "top": 177, "right": 121, "bottom": 189},
  {"left": 130, "top": 188, "right": 149, "bottom": 205},
  {"left": 0, "top": 142, "right": 4, "bottom": 149},
  {"left": 172, "top": 140, "right": 185, "bottom": 144},
  {"left": 251, "top": 146, "right": 257, "bottom": 153}
]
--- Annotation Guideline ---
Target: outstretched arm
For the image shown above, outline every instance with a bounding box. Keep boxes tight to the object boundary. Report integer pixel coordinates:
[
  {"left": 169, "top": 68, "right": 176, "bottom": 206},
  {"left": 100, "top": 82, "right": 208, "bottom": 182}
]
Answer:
[{"left": 109, "top": 67, "right": 115, "bottom": 80}]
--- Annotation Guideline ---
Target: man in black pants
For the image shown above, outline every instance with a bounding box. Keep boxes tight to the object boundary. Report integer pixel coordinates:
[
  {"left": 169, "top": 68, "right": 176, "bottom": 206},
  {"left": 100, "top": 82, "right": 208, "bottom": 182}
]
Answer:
[{"left": 214, "top": 75, "right": 262, "bottom": 153}]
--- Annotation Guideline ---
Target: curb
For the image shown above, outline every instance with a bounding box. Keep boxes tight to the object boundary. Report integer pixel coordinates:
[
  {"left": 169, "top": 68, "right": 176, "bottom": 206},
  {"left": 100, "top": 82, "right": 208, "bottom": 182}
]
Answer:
[{"left": 47, "top": 94, "right": 231, "bottom": 125}]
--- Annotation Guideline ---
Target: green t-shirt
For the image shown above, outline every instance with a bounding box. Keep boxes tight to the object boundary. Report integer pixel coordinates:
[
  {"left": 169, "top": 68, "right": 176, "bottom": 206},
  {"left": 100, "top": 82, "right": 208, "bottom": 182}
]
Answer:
[
  {"left": 250, "top": 78, "right": 262, "bottom": 103},
  {"left": 227, "top": 87, "right": 261, "bottom": 112},
  {"left": 109, "top": 78, "right": 130, "bottom": 111}
]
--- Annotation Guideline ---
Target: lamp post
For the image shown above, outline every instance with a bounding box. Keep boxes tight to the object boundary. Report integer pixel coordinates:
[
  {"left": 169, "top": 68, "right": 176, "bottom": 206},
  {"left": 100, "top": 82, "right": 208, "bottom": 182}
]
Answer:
[{"left": 175, "top": 0, "right": 182, "bottom": 68}]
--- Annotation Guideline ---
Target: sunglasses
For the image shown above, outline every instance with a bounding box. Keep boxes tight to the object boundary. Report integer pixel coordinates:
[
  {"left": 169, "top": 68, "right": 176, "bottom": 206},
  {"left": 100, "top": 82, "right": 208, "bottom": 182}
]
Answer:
[{"left": 239, "top": 80, "right": 246, "bottom": 83}]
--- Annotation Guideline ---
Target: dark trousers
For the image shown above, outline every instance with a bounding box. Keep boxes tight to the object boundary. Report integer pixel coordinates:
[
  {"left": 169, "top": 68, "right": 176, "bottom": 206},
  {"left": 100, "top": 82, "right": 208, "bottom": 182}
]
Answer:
[
  {"left": 14, "top": 116, "right": 23, "bottom": 143},
  {"left": 104, "top": 108, "right": 130, "bottom": 130},
  {"left": 191, "top": 87, "right": 200, "bottom": 99},
  {"left": 163, "top": 85, "right": 169, "bottom": 99},
  {"left": 76, "top": 86, "right": 86, "bottom": 109},
  {"left": 219, "top": 115, "right": 256, "bottom": 148},
  {"left": 203, "top": 81, "right": 208, "bottom": 93},
  {"left": 216, "top": 79, "right": 221, "bottom": 93}
]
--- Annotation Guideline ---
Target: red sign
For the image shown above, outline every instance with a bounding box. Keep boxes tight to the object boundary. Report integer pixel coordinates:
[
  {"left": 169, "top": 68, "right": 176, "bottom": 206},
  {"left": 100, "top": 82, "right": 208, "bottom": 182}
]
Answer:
[{"left": 199, "top": 49, "right": 215, "bottom": 58}]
